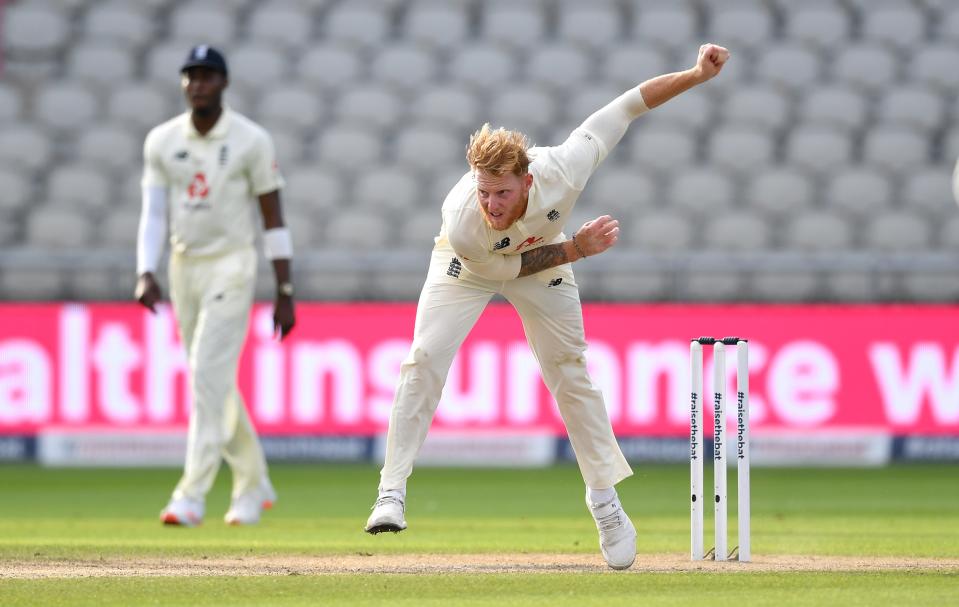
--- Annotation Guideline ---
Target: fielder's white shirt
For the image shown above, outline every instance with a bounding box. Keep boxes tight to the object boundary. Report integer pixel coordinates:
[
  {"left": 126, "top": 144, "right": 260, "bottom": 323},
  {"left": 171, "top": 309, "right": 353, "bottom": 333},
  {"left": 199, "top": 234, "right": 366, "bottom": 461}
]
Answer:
[
  {"left": 142, "top": 107, "right": 284, "bottom": 257},
  {"left": 440, "top": 127, "right": 609, "bottom": 281}
]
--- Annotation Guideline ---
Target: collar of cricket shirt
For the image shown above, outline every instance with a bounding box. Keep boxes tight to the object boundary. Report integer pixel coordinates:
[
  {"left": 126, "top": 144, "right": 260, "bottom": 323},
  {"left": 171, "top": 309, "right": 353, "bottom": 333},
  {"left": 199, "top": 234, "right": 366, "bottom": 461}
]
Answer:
[{"left": 184, "top": 105, "right": 232, "bottom": 140}]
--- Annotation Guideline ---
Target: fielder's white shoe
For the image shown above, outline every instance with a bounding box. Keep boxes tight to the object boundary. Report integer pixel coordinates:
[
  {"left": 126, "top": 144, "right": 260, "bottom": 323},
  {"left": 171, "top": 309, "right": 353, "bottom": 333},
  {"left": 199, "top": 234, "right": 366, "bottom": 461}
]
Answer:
[
  {"left": 160, "top": 497, "right": 204, "bottom": 527},
  {"left": 586, "top": 491, "right": 637, "bottom": 570},
  {"left": 365, "top": 492, "right": 407, "bottom": 534},
  {"left": 224, "top": 483, "right": 277, "bottom": 526}
]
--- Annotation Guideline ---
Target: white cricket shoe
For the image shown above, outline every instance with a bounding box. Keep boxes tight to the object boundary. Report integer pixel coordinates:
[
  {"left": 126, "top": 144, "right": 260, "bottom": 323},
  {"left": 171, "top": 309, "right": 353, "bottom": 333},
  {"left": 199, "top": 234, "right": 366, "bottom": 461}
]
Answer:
[
  {"left": 586, "top": 491, "right": 637, "bottom": 570},
  {"left": 364, "top": 492, "right": 407, "bottom": 534},
  {"left": 224, "top": 483, "right": 277, "bottom": 526},
  {"left": 160, "top": 497, "right": 204, "bottom": 527}
]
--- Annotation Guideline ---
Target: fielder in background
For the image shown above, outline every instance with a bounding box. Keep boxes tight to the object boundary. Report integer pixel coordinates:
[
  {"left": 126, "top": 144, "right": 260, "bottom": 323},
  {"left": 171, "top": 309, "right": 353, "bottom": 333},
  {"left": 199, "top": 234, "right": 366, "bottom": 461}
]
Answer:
[
  {"left": 135, "top": 45, "right": 295, "bottom": 527},
  {"left": 366, "top": 44, "right": 730, "bottom": 569}
]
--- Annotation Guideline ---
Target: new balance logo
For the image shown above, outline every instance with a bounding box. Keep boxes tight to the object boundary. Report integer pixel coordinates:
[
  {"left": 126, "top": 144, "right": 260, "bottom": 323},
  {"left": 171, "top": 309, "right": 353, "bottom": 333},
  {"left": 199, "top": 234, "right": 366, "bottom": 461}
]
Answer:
[
  {"left": 492, "top": 237, "right": 510, "bottom": 251},
  {"left": 548, "top": 278, "right": 563, "bottom": 287},
  {"left": 547, "top": 210, "right": 560, "bottom": 222},
  {"left": 447, "top": 257, "right": 462, "bottom": 278},
  {"left": 174, "top": 150, "right": 189, "bottom": 160}
]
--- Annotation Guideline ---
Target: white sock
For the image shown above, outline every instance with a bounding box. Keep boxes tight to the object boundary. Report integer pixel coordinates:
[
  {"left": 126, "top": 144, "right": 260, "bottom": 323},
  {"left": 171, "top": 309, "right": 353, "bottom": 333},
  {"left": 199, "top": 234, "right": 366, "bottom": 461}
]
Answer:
[{"left": 587, "top": 486, "right": 617, "bottom": 504}]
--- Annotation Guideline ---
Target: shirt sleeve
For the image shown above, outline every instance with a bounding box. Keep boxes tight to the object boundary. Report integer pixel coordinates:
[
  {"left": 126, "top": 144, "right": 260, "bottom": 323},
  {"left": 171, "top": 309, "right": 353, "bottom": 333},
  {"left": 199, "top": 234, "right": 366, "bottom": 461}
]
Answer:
[
  {"left": 248, "top": 130, "right": 285, "bottom": 196},
  {"left": 141, "top": 128, "right": 169, "bottom": 188},
  {"left": 444, "top": 208, "right": 521, "bottom": 281},
  {"left": 546, "top": 127, "right": 609, "bottom": 191}
]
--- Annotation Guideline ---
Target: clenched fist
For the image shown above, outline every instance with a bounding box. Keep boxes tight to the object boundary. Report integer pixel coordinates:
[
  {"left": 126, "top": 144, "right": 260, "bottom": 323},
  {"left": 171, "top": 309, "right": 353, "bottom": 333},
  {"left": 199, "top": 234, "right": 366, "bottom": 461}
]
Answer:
[{"left": 694, "top": 43, "right": 730, "bottom": 82}]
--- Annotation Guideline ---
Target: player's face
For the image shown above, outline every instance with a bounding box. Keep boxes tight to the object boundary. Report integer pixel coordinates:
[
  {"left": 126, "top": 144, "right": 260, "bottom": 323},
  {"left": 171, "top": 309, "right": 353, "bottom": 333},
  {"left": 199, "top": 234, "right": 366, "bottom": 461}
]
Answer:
[
  {"left": 475, "top": 170, "right": 533, "bottom": 231},
  {"left": 181, "top": 67, "right": 227, "bottom": 114}
]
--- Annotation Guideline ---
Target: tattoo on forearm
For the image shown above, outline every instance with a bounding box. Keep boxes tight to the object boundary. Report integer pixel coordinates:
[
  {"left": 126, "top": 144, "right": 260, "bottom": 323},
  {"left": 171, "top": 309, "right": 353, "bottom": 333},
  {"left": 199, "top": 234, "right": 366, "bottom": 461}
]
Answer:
[{"left": 518, "top": 243, "right": 569, "bottom": 278}]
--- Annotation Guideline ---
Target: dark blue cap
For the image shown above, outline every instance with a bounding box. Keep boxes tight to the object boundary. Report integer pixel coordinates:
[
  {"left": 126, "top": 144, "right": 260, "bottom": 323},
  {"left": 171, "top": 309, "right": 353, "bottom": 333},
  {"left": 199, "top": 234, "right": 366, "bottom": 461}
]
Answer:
[{"left": 181, "top": 45, "right": 228, "bottom": 76}]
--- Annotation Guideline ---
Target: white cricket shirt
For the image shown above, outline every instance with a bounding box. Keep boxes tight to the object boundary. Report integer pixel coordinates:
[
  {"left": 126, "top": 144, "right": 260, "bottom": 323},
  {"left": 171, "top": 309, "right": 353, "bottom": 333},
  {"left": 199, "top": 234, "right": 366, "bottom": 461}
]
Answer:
[
  {"left": 141, "top": 107, "right": 284, "bottom": 257},
  {"left": 440, "top": 127, "right": 609, "bottom": 281}
]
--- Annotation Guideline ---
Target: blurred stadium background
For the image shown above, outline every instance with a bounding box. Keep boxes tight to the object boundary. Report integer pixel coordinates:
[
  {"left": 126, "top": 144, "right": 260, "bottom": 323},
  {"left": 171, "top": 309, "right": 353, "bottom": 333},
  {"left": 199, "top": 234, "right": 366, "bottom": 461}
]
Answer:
[
  {"left": 1, "top": 0, "right": 958, "bottom": 470},
  {"left": 3, "top": 0, "right": 959, "bottom": 302}
]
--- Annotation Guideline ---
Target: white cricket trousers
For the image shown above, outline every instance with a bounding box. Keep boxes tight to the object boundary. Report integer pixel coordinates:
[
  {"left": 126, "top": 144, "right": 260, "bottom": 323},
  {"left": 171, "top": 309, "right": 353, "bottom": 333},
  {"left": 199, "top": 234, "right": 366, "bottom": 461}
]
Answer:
[
  {"left": 168, "top": 247, "right": 270, "bottom": 502},
  {"left": 379, "top": 248, "right": 633, "bottom": 491}
]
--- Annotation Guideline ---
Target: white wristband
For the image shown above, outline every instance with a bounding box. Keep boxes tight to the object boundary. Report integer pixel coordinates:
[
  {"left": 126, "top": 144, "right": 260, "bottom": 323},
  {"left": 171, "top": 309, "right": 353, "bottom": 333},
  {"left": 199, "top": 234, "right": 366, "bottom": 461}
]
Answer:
[{"left": 263, "top": 227, "right": 293, "bottom": 260}]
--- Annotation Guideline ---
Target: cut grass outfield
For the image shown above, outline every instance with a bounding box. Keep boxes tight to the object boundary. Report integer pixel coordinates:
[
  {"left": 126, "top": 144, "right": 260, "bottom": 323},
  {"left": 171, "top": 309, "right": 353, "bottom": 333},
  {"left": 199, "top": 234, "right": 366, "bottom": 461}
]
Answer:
[{"left": 1, "top": 464, "right": 957, "bottom": 605}]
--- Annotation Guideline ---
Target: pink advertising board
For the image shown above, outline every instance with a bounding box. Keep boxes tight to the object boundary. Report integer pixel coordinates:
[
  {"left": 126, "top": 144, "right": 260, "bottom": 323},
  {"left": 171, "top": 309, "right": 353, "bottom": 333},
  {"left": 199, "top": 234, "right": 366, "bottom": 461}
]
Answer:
[{"left": 1, "top": 303, "right": 957, "bottom": 437}]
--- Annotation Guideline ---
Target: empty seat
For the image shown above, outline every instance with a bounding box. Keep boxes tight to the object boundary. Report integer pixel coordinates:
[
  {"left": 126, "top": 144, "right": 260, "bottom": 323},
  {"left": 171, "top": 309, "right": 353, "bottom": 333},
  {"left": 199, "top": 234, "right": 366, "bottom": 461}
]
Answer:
[
  {"left": 746, "top": 168, "right": 815, "bottom": 218},
  {"left": 784, "top": 4, "right": 851, "bottom": 50},
  {"left": 145, "top": 41, "right": 194, "bottom": 84},
  {"left": 398, "top": 214, "right": 441, "bottom": 248},
  {"left": 109, "top": 83, "right": 176, "bottom": 129},
  {"left": 666, "top": 168, "right": 734, "bottom": 215},
  {"left": 229, "top": 45, "right": 288, "bottom": 91},
  {"left": 902, "top": 271, "right": 959, "bottom": 302},
  {"left": 902, "top": 169, "right": 953, "bottom": 217},
  {"left": 313, "top": 126, "right": 384, "bottom": 172},
  {"left": 75, "top": 125, "right": 141, "bottom": 173},
  {"left": 393, "top": 126, "right": 462, "bottom": 172},
  {"left": 0, "top": 126, "right": 52, "bottom": 172},
  {"left": 283, "top": 209, "right": 319, "bottom": 251},
  {"left": 0, "top": 169, "right": 31, "bottom": 214},
  {"left": 752, "top": 271, "right": 821, "bottom": 302},
  {"left": 169, "top": 6, "right": 236, "bottom": 47},
  {"left": 258, "top": 86, "right": 323, "bottom": 131},
  {"left": 862, "top": 127, "right": 928, "bottom": 174},
  {"left": 632, "top": 5, "right": 697, "bottom": 51},
  {"left": 83, "top": 2, "right": 154, "bottom": 49},
  {"left": 939, "top": 5, "right": 959, "bottom": 44},
  {"left": 298, "top": 45, "right": 364, "bottom": 92},
  {"left": 34, "top": 82, "right": 100, "bottom": 131},
  {"left": 324, "top": 2, "right": 391, "bottom": 49},
  {"left": 525, "top": 45, "right": 591, "bottom": 91},
  {"left": 707, "top": 126, "right": 775, "bottom": 174},
  {"left": 940, "top": 214, "right": 959, "bottom": 248},
  {"left": 481, "top": 5, "right": 547, "bottom": 51},
  {"left": 405, "top": 3, "right": 470, "bottom": 50},
  {"left": 631, "top": 126, "right": 697, "bottom": 173},
  {"left": 68, "top": 269, "right": 127, "bottom": 301},
  {"left": 354, "top": 168, "right": 421, "bottom": 213},
  {"left": 863, "top": 211, "right": 932, "bottom": 252},
  {"left": 246, "top": 3, "right": 312, "bottom": 49},
  {"left": 3, "top": 4, "right": 70, "bottom": 57},
  {"left": 862, "top": 5, "right": 925, "bottom": 50},
  {"left": 800, "top": 85, "right": 867, "bottom": 132},
  {"left": 629, "top": 211, "right": 695, "bottom": 251},
  {"left": 784, "top": 127, "right": 853, "bottom": 174},
  {"left": 98, "top": 209, "right": 141, "bottom": 248},
  {"left": 448, "top": 44, "right": 515, "bottom": 90},
  {"left": 683, "top": 271, "right": 745, "bottom": 302},
  {"left": 47, "top": 165, "right": 112, "bottom": 212},
  {"left": 0, "top": 83, "right": 22, "bottom": 123},
  {"left": 601, "top": 46, "right": 670, "bottom": 90},
  {"left": 566, "top": 86, "right": 628, "bottom": 128},
  {"left": 429, "top": 166, "right": 470, "bottom": 207},
  {"left": 335, "top": 85, "right": 403, "bottom": 130},
  {"left": 26, "top": 207, "right": 94, "bottom": 249},
  {"left": 703, "top": 210, "right": 770, "bottom": 251},
  {"left": 910, "top": 45, "right": 959, "bottom": 92},
  {"left": 283, "top": 166, "right": 345, "bottom": 215},
  {"left": 877, "top": 88, "right": 944, "bottom": 132},
  {"left": 785, "top": 212, "right": 853, "bottom": 251},
  {"left": 722, "top": 85, "right": 790, "bottom": 131},
  {"left": 370, "top": 45, "right": 439, "bottom": 93},
  {"left": 0, "top": 269, "right": 65, "bottom": 301},
  {"left": 824, "top": 168, "right": 894, "bottom": 218},
  {"left": 410, "top": 85, "right": 481, "bottom": 131},
  {"left": 708, "top": 4, "right": 773, "bottom": 51},
  {"left": 833, "top": 44, "right": 899, "bottom": 92},
  {"left": 756, "top": 44, "right": 821, "bottom": 91},
  {"left": 323, "top": 210, "right": 390, "bottom": 249},
  {"left": 265, "top": 128, "right": 305, "bottom": 168},
  {"left": 67, "top": 42, "right": 136, "bottom": 85},
  {"left": 488, "top": 85, "right": 557, "bottom": 132},
  {"left": 586, "top": 168, "right": 659, "bottom": 216},
  {"left": 557, "top": 5, "right": 622, "bottom": 50}
]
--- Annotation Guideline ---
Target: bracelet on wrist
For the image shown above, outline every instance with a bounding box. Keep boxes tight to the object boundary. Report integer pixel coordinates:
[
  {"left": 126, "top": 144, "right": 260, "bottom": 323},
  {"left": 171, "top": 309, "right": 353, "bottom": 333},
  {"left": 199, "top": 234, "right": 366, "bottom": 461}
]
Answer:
[{"left": 571, "top": 234, "right": 587, "bottom": 260}]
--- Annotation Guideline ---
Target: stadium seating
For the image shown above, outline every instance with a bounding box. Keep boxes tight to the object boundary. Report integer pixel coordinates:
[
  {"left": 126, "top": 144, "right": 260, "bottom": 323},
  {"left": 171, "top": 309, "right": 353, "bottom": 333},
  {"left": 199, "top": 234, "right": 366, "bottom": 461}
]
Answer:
[{"left": 0, "top": 0, "right": 956, "bottom": 302}]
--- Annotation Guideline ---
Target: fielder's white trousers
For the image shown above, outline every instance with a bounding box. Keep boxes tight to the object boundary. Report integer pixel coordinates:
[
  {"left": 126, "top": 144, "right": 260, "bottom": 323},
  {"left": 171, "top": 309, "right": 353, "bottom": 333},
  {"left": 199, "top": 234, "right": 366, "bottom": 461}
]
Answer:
[
  {"left": 168, "top": 247, "right": 271, "bottom": 502},
  {"left": 379, "top": 247, "right": 633, "bottom": 492}
]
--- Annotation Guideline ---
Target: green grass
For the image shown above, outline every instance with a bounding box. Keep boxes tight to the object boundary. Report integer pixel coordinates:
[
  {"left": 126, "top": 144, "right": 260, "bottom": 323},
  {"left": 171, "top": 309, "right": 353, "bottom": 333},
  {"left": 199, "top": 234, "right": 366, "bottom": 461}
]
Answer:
[{"left": 1, "top": 464, "right": 958, "bottom": 605}]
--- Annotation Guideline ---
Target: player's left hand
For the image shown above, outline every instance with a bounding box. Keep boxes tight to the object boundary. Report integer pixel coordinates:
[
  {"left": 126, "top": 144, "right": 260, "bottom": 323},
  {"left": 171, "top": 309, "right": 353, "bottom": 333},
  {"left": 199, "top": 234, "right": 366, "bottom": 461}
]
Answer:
[
  {"left": 273, "top": 296, "right": 295, "bottom": 340},
  {"left": 694, "top": 43, "right": 730, "bottom": 82}
]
